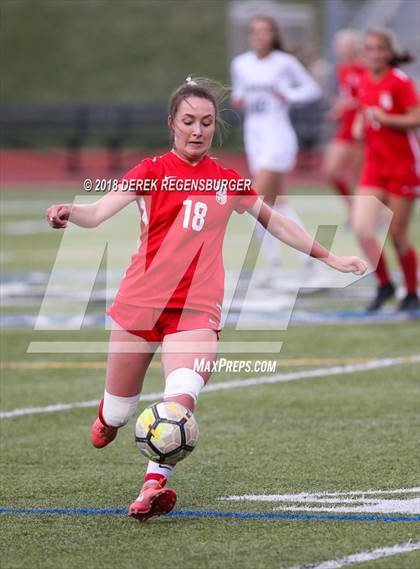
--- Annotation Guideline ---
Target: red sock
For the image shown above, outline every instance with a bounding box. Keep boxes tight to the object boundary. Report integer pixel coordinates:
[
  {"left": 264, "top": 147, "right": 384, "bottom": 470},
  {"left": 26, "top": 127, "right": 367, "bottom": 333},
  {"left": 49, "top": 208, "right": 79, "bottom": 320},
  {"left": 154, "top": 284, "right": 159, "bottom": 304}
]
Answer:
[
  {"left": 333, "top": 178, "right": 352, "bottom": 197},
  {"left": 376, "top": 254, "right": 392, "bottom": 286},
  {"left": 397, "top": 247, "right": 418, "bottom": 294},
  {"left": 360, "top": 237, "right": 391, "bottom": 286},
  {"left": 144, "top": 473, "right": 166, "bottom": 484}
]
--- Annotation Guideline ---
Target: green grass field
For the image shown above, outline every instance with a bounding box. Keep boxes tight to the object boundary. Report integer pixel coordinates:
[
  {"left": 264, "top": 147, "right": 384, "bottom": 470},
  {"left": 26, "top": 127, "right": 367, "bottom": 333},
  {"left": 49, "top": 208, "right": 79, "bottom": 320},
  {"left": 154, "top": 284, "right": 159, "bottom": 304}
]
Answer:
[{"left": 1, "top": 185, "right": 419, "bottom": 568}]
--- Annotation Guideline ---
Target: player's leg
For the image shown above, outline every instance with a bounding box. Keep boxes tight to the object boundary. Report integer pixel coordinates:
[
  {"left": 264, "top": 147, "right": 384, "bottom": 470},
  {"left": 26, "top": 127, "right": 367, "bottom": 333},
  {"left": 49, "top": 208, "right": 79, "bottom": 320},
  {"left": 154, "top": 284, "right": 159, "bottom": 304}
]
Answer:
[
  {"left": 91, "top": 327, "right": 155, "bottom": 448},
  {"left": 254, "top": 169, "right": 311, "bottom": 270},
  {"left": 323, "top": 140, "right": 357, "bottom": 210},
  {"left": 161, "top": 328, "right": 217, "bottom": 408},
  {"left": 253, "top": 168, "right": 285, "bottom": 268},
  {"left": 352, "top": 187, "right": 395, "bottom": 311},
  {"left": 145, "top": 328, "right": 217, "bottom": 482},
  {"left": 388, "top": 194, "right": 418, "bottom": 310},
  {"left": 129, "top": 328, "right": 218, "bottom": 520},
  {"left": 347, "top": 143, "right": 364, "bottom": 190}
]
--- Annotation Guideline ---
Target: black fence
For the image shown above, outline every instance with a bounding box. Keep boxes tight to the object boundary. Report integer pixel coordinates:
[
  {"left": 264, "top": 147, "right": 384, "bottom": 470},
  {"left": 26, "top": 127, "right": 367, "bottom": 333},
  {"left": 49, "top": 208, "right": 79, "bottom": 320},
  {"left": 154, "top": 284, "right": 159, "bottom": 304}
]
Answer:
[{"left": 0, "top": 102, "right": 328, "bottom": 172}]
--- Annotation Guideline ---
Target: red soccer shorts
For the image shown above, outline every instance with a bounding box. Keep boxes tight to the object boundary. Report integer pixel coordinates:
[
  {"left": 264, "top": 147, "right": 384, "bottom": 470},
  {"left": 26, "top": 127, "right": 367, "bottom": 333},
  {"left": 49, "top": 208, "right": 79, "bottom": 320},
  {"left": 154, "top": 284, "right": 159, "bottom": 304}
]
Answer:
[
  {"left": 359, "top": 160, "right": 419, "bottom": 200},
  {"left": 107, "top": 301, "right": 221, "bottom": 342}
]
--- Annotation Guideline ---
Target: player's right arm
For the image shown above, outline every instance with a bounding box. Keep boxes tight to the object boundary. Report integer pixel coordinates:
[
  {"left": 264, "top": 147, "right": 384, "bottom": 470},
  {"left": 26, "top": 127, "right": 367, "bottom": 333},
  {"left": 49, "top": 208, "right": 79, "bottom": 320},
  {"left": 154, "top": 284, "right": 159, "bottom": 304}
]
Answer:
[
  {"left": 46, "top": 189, "right": 138, "bottom": 229},
  {"left": 230, "top": 58, "right": 245, "bottom": 109}
]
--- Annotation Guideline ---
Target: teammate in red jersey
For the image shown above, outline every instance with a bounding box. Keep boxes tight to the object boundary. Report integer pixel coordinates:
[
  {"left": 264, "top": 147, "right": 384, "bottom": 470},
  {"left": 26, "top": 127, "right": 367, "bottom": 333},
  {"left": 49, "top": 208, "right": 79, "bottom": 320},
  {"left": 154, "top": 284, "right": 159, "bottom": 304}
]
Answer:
[
  {"left": 352, "top": 28, "right": 419, "bottom": 311},
  {"left": 46, "top": 77, "right": 366, "bottom": 521},
  {"left": 323, "top": 29, "right": 366, "bottom": 213}
]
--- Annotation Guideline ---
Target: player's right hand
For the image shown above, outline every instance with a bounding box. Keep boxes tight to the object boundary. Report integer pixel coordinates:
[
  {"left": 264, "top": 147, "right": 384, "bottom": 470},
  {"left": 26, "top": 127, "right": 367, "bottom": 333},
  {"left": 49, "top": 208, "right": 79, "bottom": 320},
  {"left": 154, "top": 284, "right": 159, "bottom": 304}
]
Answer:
[{"left": 45, "top": 204, "right": 72, "bottom": 229}]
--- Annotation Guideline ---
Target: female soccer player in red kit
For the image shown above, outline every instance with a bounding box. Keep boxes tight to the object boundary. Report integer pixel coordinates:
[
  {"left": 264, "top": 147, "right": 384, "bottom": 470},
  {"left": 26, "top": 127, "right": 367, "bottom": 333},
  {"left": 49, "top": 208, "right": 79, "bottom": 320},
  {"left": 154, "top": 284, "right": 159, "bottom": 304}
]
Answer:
[
  {"left": 323, "top": 29, "right": 365, "bottom": 212},
  {"left": 46, "top": 78, "right": 367, "bottom": 521},
  {"left": 352, "top": 28, "right": 419, "bottom": 311}
]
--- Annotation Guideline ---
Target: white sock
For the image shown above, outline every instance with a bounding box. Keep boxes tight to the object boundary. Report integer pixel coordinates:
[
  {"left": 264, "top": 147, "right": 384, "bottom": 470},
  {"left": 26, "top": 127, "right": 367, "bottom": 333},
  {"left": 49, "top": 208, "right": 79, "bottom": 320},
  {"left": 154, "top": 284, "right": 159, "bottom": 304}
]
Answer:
[
  {"left": 276, "top": 204, "right": 310, "bottom": 265},
  {"left": 102, "top": 390, "right": 140, "bottom": 428},
  {"left": 146, "top": 460, "right": 174, "bottom": 482}
]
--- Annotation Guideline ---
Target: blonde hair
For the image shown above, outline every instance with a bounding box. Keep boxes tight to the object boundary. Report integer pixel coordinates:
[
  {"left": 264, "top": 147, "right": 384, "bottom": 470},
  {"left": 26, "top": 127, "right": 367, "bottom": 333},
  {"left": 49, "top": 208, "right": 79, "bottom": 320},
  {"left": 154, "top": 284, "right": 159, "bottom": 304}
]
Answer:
[{"left": 334, "top": 28, "right": 361, "bottom": 55}]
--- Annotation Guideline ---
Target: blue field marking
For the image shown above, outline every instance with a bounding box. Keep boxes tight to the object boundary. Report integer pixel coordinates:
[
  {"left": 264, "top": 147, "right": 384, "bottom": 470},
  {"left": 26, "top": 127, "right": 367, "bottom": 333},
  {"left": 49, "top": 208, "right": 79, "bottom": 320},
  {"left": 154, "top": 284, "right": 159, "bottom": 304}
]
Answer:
[{"left": 1, "top": 507, "right": 419, "bottom": 522}]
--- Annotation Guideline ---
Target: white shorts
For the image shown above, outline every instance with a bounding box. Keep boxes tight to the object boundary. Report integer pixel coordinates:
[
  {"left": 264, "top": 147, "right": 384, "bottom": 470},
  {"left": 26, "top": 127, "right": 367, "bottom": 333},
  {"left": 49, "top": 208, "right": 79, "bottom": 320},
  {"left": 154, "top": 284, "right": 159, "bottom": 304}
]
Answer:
[{"left": 244, "top": 119, "right": 298, "bottom": 176}]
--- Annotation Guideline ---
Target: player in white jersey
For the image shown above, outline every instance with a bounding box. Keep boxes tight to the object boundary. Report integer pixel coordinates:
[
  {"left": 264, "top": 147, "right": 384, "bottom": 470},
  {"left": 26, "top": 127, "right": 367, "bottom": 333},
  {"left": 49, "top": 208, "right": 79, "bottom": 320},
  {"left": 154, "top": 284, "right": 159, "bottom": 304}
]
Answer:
[{"left": 231, "top": 15, "right": 322, "bottom": 273}]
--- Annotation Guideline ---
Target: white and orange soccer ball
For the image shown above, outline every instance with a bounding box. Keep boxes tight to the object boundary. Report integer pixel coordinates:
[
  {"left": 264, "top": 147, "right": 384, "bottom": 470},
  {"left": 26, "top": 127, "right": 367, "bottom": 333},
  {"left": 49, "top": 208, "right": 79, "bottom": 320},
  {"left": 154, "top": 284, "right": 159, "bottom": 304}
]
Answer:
[{"left": 135, "top": 401, "right": 199, "bottom": 465}]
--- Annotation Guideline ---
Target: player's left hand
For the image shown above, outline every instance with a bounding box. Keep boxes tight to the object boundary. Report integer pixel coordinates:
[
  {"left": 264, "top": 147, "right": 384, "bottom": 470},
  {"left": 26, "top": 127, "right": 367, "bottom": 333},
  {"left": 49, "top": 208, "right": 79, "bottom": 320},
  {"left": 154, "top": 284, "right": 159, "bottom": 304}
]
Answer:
[{"left": 325, "top": 255, "right": 368, "bottom": 275}]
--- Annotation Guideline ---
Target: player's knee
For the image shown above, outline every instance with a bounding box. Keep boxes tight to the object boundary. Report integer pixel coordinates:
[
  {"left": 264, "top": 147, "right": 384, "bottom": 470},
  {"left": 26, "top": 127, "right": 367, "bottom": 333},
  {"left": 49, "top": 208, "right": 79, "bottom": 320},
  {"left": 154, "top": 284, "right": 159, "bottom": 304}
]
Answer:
[
  {"left": 352, "top": 219, "right": 372, "bottom": 241},
  {"left": 352, "top": 208, "right": 376, "bottom": 240},
  {"left": 322, "top": 160, "right": 336, "bottom": 181},
  {"left": 102, "top": 391, "right": 140, "bottom": 427},
  {"left": 164, "top": 368, "right": 205, "bottom": 409}
]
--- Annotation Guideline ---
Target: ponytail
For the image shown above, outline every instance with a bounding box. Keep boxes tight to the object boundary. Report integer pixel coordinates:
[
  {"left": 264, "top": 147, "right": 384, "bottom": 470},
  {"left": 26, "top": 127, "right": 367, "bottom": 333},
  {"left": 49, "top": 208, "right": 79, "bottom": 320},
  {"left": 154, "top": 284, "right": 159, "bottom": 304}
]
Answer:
[{"left": 389, "top": 49, "right": 415, "bottom": 67}]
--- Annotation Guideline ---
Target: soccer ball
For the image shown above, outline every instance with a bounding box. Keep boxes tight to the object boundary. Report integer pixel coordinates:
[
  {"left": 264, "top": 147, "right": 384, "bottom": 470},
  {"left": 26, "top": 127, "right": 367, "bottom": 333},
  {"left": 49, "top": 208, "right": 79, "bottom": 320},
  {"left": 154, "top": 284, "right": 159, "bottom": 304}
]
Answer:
[{"left": 135, "top": 401, "right": 199, "bottom": 465}]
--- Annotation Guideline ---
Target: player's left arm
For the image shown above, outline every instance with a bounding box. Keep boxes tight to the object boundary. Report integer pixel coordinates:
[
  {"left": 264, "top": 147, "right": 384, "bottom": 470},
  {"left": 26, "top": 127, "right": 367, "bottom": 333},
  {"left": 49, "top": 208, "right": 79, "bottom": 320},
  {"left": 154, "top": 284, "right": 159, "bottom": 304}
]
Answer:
[
  {"left": 272, "top": 57, "right": 322, "bottom": 104},
  {"left": 371, "top": 104, "right": 420, "bottom": 130},
  {"left": 247, "top": 198, "right": 367, "bottom": 275}
]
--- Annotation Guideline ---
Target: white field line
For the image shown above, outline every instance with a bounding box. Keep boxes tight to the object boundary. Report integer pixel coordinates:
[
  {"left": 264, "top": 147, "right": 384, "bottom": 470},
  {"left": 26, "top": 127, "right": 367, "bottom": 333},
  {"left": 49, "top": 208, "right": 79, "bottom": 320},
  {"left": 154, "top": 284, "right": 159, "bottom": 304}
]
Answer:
[
  {"left": 272, "top": 498, "right": 420, "bottom": 514},
  {"left": 288, "top": 541, "right": 420, "bottom": 569},
  {"left": 219, "top": 488, "right": 420, "bottom": 515},
  {"left": 221, "top": 487, "right": 420, "bottom": 501},
  {"left": 1, "top": 355, "right": 419, "bottom": 419},
  {"left": 220, "top": 488, "right": 420, "bottom": 515}
]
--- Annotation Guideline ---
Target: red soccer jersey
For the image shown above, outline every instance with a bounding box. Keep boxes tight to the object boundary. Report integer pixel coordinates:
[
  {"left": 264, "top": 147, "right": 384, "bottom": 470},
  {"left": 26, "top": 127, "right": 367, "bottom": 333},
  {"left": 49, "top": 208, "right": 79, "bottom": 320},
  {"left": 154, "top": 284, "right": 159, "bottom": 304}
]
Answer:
[
  {"left": 337, "top": 61, "right": 366, "bottom": 99},
  {"left": 335, "top": 61, "right": 366, "bottom": 141},
  {"left": 357, "top": 67, "right": 419, "bottom": 173},
  {"left": 110, "top": 151, "right": 258, "bottom": 320}
]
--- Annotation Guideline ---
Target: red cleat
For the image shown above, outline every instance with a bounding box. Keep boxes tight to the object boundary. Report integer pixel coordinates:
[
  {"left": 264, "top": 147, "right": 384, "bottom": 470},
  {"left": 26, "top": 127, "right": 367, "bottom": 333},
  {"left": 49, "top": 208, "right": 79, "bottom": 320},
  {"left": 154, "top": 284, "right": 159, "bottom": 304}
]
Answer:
[
  {"left": 128, "top": 479, "right": 177, "bottom": 522},
  {"left": 91, "top": 399, "right": 118, "bottom": 448}
]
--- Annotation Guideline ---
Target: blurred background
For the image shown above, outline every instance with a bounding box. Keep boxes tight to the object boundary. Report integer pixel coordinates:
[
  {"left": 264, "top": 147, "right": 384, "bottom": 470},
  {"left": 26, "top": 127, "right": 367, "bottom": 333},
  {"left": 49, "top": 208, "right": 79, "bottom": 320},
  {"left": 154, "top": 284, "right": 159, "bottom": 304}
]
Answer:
[{"left": 1, "top": 0, "right": 418, "bottom": 174}]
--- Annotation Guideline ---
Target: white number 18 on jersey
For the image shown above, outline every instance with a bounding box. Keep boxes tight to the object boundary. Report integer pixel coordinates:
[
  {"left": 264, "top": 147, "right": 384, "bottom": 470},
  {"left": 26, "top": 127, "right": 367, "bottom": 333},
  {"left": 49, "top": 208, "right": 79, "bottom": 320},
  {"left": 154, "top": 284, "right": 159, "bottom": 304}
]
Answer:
[{"left": 182, "top": 199, "right": 208, "bottom": 232}]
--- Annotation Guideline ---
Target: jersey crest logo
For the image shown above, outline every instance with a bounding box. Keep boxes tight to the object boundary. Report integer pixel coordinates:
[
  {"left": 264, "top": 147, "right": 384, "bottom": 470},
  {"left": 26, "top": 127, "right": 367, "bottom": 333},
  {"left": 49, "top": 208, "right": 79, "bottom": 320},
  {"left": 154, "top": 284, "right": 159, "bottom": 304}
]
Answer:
[{"left": 379, "top": 91, "right": 393, "bottom": 110}]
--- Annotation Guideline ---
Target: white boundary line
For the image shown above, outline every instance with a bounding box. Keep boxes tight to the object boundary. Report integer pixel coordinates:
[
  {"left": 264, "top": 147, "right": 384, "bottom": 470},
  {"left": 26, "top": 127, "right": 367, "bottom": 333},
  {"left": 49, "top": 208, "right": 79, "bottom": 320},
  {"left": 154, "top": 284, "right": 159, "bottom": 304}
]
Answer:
[
  {"left": 1, "top": 355, "right": 418, "bottom": 419},
  {"left": 222, "top": 487, "right": 420, "bottom": 501},
  {"left": 220, "top": 488, "right": 420, "bottom": 515},
  {"left": 288, "top": 541, "right": 420, "bottom": 569}
]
